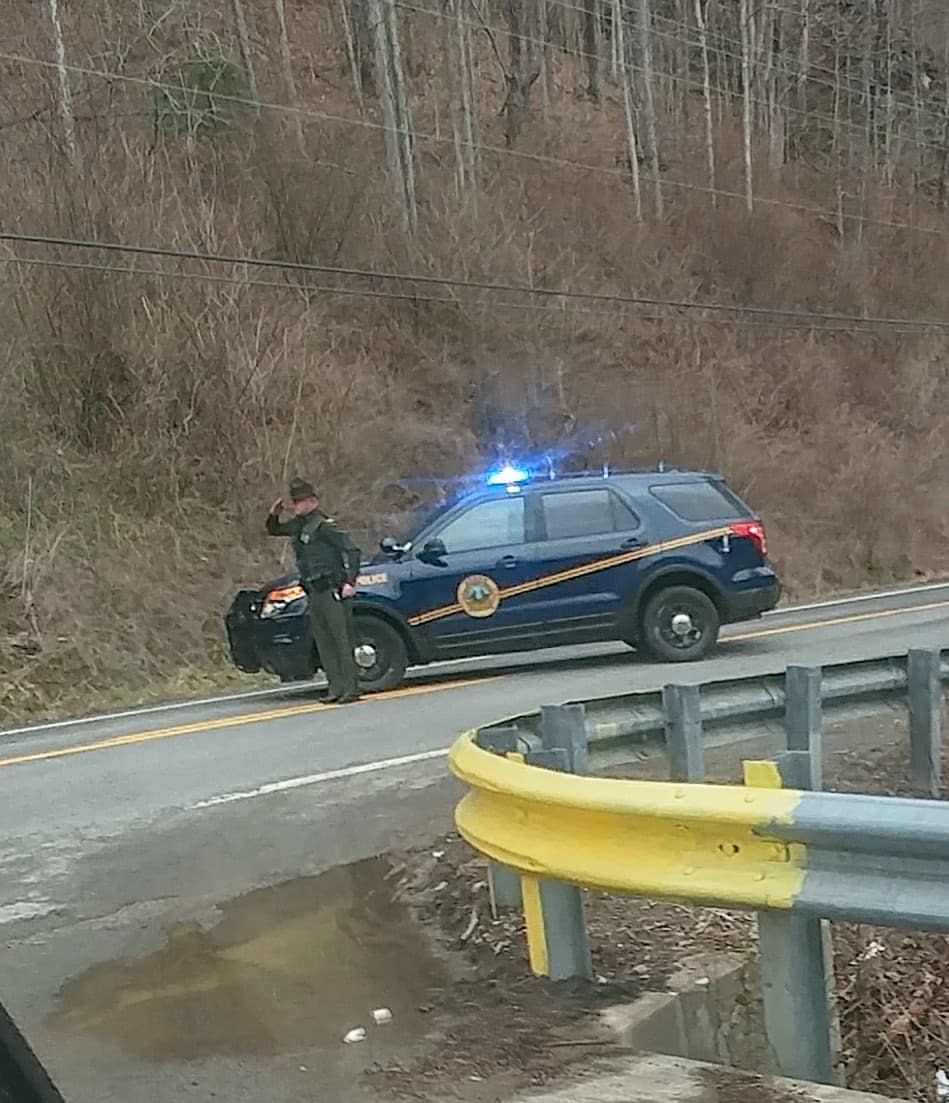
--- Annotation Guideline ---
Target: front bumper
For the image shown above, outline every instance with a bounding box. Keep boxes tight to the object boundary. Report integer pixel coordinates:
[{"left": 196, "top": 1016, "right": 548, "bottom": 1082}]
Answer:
[{"left": 224, "top": 592, "right": 315, "bottom": 680}]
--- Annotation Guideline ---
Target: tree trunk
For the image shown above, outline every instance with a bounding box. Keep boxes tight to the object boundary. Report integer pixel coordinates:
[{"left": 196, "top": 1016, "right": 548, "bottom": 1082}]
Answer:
[
  {"left": 274, "top": 0, "right": 305, "bottom": 151},
  {"left": 768, "top": 6, "right": 786, "bottom": 170},
  {"left": 229, "top": 0, "right": 259, "bottom": 102},
  {"left": 369, "top": 0, "right": 417, "bottom": 232},
  {"left": 503, "top": 0, "right": 539, "bottom": 147},
  {"left": 444, "top": 0, "right": 477, "bottom": 196},
  {"left": 582, "top": 0, "right": 601, "bottom": 102},
  {"left": 339, "top": 0, "right": 364, "bottom": 102},
  {"left": 739, "top": 0, "right": 754, "bottom": 212},
  {"left": 883, "top": 0, "right": 895, "bottom": 187},
  {"left": 535, "top": 0, "right": 552, "bottom": 109},
  {"left": 797, "top": 0, "right": 810, "bottom": 115},
  {"left": 637, "top": 0, "right": 663, "bottom": 218},
  {"left": 693, "top": 0, "right": 716, "bottom": 205},
  {"left": 616, "top": 0, "right": 643, "bottom": 219},
  {"left": 45, "top": 0, "right": 76, "bottom": 160}
]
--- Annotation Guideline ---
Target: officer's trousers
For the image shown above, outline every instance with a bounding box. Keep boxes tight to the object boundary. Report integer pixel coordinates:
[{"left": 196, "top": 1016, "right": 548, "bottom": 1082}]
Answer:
[{"left": 308, "top": 588, "right": 358, "bottom": 698}]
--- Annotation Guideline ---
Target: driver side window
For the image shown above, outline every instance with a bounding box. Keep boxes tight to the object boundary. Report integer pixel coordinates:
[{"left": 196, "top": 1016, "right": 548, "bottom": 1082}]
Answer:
[{"left": 435, "top": 497, "right": 525, "bottom": 554}]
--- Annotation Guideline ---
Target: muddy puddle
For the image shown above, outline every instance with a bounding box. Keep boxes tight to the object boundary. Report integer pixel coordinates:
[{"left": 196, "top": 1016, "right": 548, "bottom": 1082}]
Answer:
[{"left": 49, "top": 858, "right": 450, "bottom": 1074}]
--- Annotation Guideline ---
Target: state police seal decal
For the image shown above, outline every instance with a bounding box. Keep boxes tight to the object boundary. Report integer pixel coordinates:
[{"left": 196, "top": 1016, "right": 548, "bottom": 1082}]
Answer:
[{"left": 457, "top": 574, "right": 501, "bottom": 618}]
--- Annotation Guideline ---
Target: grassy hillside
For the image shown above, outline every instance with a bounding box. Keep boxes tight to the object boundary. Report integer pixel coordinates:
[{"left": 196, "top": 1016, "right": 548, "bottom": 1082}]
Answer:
[{"left": 2, "top": 0, "right": 949, "bottom": 721}]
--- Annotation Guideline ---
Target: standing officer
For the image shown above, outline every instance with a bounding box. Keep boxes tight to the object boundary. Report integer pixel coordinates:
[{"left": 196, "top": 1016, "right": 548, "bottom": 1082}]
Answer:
[{"left": 266, "top": 477, "right": 362, "bottom": 703}]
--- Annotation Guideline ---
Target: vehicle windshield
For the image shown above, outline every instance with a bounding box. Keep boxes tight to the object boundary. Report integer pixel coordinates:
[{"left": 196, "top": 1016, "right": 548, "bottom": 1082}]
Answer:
[{"left": 375, "top": 485, "right": 467, "bottom": 550}]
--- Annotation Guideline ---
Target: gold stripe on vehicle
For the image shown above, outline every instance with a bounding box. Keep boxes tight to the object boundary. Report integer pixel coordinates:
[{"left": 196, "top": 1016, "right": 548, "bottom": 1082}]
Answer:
[{"left": 407, "top": 526, "right": 732, "bottom": 627}]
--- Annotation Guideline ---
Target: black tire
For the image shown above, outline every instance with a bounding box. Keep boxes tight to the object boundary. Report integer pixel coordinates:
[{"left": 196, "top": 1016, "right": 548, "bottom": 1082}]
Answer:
[
  {"left": 352, "top": 615, "right": 409, "bottom": 692},
  {"left": 638, "top": 585, "right": 720, "bottom": 663}
]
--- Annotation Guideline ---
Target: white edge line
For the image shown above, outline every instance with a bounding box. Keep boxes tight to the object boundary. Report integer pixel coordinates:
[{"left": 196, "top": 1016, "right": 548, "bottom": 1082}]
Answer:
[
  {"left": 762, "top": 580, "right": 949, "bottom": 617},
  {"left": 191, "top": 747, "right": 450, "bottom": 808},
  {"left": 5, "top": 579, "right": 949, "bottom": 740}
]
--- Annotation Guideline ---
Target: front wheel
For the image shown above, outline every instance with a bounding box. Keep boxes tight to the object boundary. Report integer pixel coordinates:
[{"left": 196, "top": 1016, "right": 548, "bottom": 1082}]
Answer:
[
  {"left": 638, "top": 586, "right": 720, "bottom": 663},
  {"left": 352, "top": 615, "right": 409, "bottom": 692}
]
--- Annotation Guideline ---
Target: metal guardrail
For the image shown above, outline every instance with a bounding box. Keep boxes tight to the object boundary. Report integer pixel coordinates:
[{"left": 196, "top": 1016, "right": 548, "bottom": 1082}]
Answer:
[
  {"left": 451, "top": 734, "right": 949, "bottom": 929},
  {"left": 449, "top": 646, "right": 949, "bottom": 1087},
  {"left": 476, "top": 648, "right": 946, "bottom": 794},
  {"left": 478, "top": 650, "right": 949, "bottom": 761}
]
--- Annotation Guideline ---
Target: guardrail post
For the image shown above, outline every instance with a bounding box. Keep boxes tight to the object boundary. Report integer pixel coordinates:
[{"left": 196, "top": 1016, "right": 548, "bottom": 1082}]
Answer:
[
  {"left": 747, "top": 748, "right": 835, "bottom": 1086},
  {"left": 662, "top": 684, "right": 705, "bottom": 781},
  {"left": 513, "top": 707, "right": 592, "bottom": 981},
  {"left": 477, "top": 726, "right": 526, "bottom": 910},
  {"left": 540, "top": 703, "right": 588, "bottom": 774},
  {"left": 785, "top": 665, "right": 822, "bottom": 790},
  {"left": 908, "top": 648, "right": 942, "bottom": 797}
]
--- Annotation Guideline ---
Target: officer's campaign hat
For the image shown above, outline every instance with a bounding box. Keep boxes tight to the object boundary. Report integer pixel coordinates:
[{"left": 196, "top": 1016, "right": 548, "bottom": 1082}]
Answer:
[{"left": 288, "top": 477, "right": 317, "bottom": 501}]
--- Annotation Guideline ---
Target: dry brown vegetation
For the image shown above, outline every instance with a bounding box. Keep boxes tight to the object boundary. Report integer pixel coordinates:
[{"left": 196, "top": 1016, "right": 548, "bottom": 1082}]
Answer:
[{"left": 3, "top": 0, "right": 949, "bottom": 721}]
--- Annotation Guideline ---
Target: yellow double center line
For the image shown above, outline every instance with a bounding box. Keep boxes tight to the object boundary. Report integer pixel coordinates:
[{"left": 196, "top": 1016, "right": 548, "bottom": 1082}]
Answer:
[
  {"left": 0, "top": 677, "right": 488, "bottom": 770},
  {"left": 1, "top": 597, "right": 948, "bottom": 771}
]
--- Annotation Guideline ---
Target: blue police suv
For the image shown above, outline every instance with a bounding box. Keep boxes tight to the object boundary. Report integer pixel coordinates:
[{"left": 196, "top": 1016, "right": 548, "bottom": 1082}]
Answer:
[{"left": 225, "top": 467, "right": 780, "bottom": 693}]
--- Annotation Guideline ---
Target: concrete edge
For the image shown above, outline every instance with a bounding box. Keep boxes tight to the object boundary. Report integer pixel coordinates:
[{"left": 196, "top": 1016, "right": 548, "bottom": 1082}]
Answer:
[{"left": 503, "top": 1053, "right": 908, "bottom": 1102}]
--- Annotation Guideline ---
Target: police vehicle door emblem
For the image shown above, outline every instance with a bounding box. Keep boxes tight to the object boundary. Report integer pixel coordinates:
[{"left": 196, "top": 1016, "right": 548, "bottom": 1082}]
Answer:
[{"left": 457, "top": 574, "right": 501, "bottom": 618}]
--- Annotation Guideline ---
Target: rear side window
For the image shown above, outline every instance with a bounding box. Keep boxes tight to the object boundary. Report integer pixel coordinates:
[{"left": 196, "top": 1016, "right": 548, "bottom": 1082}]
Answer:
[
  {"left": 649, "top": 480, "right": 753, "bottom": 522},
  {"left": 541, "top": 489, "right": 640, "bottom": 540}
]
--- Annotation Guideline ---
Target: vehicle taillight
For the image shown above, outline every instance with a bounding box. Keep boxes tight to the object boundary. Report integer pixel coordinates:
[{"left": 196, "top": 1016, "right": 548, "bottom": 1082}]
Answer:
[{"left": 730, "top": 520, "right": 767, "bottom": 559}]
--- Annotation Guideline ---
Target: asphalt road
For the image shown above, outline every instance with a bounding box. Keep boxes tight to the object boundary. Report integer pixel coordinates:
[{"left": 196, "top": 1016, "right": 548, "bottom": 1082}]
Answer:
[{"left": 2, "top": 581, "right": 949, "bottom": 1103}]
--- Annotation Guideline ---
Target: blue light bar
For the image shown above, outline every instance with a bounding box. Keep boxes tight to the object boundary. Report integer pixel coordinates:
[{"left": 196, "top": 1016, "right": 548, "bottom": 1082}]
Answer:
[{"left": 486, "top": 464, "right": 530, "bottom": 487}]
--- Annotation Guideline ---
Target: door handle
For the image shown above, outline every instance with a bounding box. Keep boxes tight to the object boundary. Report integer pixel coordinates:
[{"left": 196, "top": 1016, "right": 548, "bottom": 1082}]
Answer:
[
  {"left": 495, "top": 554, "right": 519, "bottom": 569},
  {"left": 620, "top": 536, "right": 645, "bottom": 550}
]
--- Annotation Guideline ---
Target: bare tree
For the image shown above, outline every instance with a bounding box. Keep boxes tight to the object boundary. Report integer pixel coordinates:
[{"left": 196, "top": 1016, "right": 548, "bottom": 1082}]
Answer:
[
  {"left": 229, "top": 0, "right": 259, "bottom": 103},
  {"left": 768, "top": 5, "right": 787, "bottom": 170},
  {"left": 693, "top": 0, "right": 716, "bottom": 205},
  {"left": 739, "top": 0, "right": 755, "bottom": 212},
  {"left": 582, "top": 0, "right": 601, "bottom": 102},
  {"left": 616, "top": 0, "right": 643, "bottom": 219},
  {"left": 274, "top": 0, "right": 305, "bottom": 151},
  {"left": 476, "top": 1, "right": 540, "bottom": 148},
  {"left": 797, "top": 0, "right": 810, "bottom": 115},
  {"left": 540, "top": 0, "right": 555, "bottom": 107},
  {"left": 637, "top": 0, "right": 663, "bottom": 218},
  {"left": 444, "top": 0, "right": 478, "bottom": 195},
  {"left": 45, "top": 0, "right": 76, "bottom": 160},
  {"left": 369, "top": 0, "right": 417, "bottom": 231},
  {"left": 339, "top": 0, "right": 376, "bottom": 100}
]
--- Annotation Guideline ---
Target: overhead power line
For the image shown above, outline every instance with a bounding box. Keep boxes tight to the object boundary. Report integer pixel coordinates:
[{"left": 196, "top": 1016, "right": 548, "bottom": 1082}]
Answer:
[{"left": 2, "top": 229, "right": 948, "bottom": 332}]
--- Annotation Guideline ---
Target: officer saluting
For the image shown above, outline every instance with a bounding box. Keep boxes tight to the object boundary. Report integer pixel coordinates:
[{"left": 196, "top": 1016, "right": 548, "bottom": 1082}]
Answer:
[{"left": 266, "top": 477, "right": 362, "bottom": 704}]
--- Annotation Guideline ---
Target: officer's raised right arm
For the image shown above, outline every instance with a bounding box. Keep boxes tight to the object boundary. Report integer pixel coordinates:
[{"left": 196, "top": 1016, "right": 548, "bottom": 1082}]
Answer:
[{"left": 265, "top": 502, "right": 293, "bottom": 536}]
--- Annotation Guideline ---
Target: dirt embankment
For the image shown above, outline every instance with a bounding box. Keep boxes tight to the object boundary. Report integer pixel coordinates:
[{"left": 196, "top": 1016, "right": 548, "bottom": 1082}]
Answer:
[{"left": 4, "top": 1, "right": 949, "bottom": 721}]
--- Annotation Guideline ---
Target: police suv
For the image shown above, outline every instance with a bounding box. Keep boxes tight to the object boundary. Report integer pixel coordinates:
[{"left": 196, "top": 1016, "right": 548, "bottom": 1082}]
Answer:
[{"left": 225, "top": 467, "right": 781, "bottom": 693}]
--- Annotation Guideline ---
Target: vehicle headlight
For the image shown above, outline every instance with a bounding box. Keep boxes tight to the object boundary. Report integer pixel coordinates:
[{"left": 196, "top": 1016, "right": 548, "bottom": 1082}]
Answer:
[{"left": 260, "top": 584, "right": 306, "bottom": 619}]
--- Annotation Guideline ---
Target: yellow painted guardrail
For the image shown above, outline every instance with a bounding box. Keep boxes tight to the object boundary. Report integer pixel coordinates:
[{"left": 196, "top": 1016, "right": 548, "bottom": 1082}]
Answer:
[{"left": 449, "top": 730, "right": 807, "bottom": 912}]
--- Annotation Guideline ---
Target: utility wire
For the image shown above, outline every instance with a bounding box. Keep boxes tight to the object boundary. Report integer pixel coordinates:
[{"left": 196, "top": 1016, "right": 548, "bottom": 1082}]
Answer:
[{"left": 3, "top": 229, "right": 948, "bottom": 331}]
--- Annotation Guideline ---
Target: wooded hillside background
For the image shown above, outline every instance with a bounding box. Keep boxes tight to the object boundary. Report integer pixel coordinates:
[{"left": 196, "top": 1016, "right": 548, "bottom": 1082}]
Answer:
[{"left": 3, "top": 0, "right": 949, "bottom": 718}]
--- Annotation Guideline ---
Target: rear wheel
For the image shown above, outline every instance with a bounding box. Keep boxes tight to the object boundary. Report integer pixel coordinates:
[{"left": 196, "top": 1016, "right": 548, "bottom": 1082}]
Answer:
[
  {"left": 352, "top": 615, "right": 409, "bottom": 693},
  {"left": 639, "top": 585, "right": 720, "bottom": 663}
]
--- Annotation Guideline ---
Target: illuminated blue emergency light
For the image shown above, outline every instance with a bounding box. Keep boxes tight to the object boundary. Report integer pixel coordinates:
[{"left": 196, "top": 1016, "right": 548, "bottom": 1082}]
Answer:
[{"left": 486, "top": 464, "right": 530, "bottom": 487}]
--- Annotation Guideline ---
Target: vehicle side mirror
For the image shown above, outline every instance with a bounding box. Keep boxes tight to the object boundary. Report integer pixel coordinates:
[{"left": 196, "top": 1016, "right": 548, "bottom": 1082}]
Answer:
[
  {"left": 379, "top": 536, "right": 404, "bottom": 556},
  {"left": 418, "top": 538, "right": 447, "bottom": 564}
]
